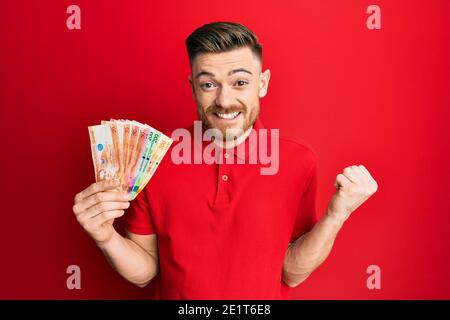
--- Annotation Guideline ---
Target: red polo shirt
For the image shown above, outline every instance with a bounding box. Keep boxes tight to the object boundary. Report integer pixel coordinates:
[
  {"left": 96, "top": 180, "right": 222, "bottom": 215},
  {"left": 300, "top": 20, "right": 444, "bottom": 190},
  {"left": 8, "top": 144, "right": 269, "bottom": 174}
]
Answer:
[{"left": 124, "top": 117, "right": 318, "bottom": 299}]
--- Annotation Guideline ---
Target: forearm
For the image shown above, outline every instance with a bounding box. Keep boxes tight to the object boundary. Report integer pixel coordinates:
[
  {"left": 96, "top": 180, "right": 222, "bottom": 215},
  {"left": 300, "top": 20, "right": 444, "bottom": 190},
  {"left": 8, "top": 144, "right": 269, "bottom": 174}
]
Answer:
[
  {"left": 282, "top": 210, "right": 345, "bottom": 287},
  {"left": 97, "top": 230, "right": 158, "bottom": 287}
]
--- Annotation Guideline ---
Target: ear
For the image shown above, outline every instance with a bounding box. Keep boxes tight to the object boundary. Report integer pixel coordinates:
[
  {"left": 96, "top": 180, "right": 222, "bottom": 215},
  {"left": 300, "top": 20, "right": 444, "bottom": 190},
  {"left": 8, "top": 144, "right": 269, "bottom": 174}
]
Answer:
[
  {"left": 188, "top": 74, "right": 195, "bottom": 99},
  {"left": 258, "top": 69, "right": 271, "bottom": 98}
]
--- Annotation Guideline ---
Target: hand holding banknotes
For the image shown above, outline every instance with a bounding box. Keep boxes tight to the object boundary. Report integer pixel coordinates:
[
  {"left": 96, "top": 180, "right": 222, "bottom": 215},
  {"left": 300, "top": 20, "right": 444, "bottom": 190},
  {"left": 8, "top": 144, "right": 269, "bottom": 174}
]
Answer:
[
  {"left": 72, "top": 119, "right": 171, "bottom": 247},
  {"left": 72, "top": 176, "right": 159, "bottom": 287},
  {"left": 87, "top": 119, "right": 173, "bottom": 200},
  {"left": 73, "top": 179, "right": 131, "bottom": 245}
]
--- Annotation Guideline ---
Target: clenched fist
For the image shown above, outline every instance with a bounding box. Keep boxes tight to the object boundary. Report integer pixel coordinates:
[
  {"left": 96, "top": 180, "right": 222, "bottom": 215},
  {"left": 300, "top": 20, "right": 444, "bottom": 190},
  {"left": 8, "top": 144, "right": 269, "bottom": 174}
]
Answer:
[
  {"left": 327, "top": 165, "right": 378, "bottom": 223},
  {"left": 72, "top": 179, "right": 131, "bottom": 245}
]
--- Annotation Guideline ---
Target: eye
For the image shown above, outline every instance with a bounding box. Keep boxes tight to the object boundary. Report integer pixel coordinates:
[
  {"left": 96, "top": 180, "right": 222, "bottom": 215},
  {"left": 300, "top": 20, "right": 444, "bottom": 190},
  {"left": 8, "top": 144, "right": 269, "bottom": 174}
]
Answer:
[
  {"left": 235, "top": 80, "right": 248, "bottom": 87},
  {"left": 200, "top": 82, "right": 217, "bottom": 90}
]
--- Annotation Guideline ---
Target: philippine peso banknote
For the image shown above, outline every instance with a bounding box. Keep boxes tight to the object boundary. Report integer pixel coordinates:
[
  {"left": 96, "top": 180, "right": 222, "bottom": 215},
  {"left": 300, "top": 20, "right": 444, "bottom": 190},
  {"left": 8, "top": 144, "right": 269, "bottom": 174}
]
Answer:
[{"left": 88, "top": 119, "right": 173, "bottom": 199}]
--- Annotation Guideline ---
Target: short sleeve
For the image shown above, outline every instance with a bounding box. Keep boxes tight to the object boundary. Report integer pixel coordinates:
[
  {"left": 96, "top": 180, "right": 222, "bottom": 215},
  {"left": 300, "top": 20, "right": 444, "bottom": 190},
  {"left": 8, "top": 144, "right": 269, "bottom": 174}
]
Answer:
[
  {"left": 124, "top": 188, "right": 156, "bottom": 235},
  {"left": 289, "top": 160, "right": 319, "bottom": 243}
]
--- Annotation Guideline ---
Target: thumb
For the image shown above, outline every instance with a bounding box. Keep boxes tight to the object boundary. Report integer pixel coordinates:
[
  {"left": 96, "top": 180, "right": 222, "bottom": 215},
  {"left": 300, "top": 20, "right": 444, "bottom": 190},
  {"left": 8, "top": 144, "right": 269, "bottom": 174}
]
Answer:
[
  {"left": 334, "top": 179, "right": 339, "bottom": 189},
  {"left": 334, "top": 173, "right": 352, "bottom": 191}
]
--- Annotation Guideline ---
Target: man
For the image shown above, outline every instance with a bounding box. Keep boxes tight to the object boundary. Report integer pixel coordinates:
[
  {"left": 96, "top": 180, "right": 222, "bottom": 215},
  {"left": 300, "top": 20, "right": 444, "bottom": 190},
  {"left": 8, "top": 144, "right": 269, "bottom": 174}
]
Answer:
[{"left": 72, "top": 22, "right": 378, "bottom": 299}]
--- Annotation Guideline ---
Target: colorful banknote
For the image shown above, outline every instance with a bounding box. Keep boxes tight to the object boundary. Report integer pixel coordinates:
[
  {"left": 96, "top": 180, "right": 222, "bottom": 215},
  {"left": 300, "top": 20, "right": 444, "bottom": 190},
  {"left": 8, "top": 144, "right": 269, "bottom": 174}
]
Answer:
[{"left": 88, "top": 119, "right": 173, "bottom": 200}]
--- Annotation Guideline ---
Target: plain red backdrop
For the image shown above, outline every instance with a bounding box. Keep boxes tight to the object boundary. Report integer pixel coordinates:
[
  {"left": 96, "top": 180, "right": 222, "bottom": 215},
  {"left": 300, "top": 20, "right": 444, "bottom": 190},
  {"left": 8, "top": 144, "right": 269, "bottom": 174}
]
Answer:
[{"left": 0, "top": 0, "right": 449, "bottom": 299}]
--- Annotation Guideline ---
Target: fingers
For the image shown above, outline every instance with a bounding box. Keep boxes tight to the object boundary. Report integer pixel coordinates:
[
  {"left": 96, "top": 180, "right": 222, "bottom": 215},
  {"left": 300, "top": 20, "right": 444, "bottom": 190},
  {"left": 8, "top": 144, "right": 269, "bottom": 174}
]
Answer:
[
  {"left": 336, "top": 165, "right": 369, "bottom": 187},
  {"left": 342, "top": 166, "right": 365, "bottom": 185},
  {"left": 82, "top": 201, "right": 130, "bottom": 219},
  {"left": 76, "top": 209, "right": 125, "bottom": 237},
  {"left": 73, "top": 191, "right": 129, "bottom": 215},
  {"left": 76, "top": 201, "right": 129, "bottom": 229},
  {"left": 334, "top": 173, "right": 352, "bottom": 189},
  {"left": 91, "top": 210, "right": 125, "bottom": 226},
  {"left": 74, "top": 179, "right": 121, "bottom": 203},
  {"left": 358, "top": 164, "right": 375, "bottom": 182},
  {"left": 73, "top": 180, "right": 130, "bottom": 244},
  {"left": 358, "top": 164, "right": 378, "bottom": 193},
  {"left": 335, "top": 164, "right": 378, "bottom": 195}
]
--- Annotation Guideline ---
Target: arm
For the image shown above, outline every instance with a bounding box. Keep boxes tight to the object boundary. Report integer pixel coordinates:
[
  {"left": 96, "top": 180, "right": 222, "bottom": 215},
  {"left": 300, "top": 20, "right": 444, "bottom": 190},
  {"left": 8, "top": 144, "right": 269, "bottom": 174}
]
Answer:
[
  {"left": 282, "top": 164, "right": 378, "bottom": 287},
  {"left": 73, "top": 179, "right": 159, "bottom": 287},
  {"left": 282, "top": 208, "right": 344, "bottom": 287},
  {"left": 97, "top": 230, "right": 159, "bottom": 287}
]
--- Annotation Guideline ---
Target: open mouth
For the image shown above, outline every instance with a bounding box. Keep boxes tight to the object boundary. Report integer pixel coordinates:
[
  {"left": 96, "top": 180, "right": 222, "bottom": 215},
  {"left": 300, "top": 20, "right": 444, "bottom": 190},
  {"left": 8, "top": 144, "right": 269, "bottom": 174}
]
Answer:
[{"left": 214, "top": 111, "right": 241, "bottom": 120}]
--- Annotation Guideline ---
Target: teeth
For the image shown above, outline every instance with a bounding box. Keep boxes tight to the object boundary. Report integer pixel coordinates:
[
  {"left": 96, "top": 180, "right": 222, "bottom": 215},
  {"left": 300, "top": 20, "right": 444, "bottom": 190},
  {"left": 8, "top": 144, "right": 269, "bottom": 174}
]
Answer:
[{"left": 216, "top": 112, "right": 240, "bottom": 119}]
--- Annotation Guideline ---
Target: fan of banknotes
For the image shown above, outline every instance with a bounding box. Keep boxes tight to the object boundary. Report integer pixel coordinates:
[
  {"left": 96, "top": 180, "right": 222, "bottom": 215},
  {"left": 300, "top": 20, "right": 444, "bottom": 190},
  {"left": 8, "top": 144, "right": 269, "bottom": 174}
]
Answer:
[{"left": 88, "top": 119, "right": 173, "bottom": 200}]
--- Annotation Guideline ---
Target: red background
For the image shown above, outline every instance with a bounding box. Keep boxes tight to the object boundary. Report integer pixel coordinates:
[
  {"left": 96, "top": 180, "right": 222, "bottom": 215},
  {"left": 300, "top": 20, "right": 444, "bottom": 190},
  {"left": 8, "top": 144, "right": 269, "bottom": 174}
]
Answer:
[{"left": 1, "top": 0, "right": 449, "bottom": 299}]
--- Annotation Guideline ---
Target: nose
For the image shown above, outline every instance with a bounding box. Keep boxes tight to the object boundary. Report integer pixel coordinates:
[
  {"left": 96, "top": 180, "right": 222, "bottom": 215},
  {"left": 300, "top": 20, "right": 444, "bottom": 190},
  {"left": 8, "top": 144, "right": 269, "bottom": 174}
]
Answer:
[{"left": 215, "top": 85, "right": 234, "bottom": 109}]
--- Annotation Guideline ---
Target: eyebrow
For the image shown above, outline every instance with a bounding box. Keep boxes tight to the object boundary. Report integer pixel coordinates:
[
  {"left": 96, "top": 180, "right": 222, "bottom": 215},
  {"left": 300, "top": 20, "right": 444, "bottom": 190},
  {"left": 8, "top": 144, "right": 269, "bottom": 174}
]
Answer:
[{"left": 195, "top": 68, "right": 253, "bottom": 79}]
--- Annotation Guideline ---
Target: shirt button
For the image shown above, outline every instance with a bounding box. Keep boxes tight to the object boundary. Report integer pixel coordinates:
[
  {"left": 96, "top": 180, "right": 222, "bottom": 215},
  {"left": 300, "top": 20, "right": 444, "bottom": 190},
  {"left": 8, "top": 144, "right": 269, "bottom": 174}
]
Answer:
[
  {"left": 222, "top": 174, "right": 228, "bottom": 181},
  {"left": 224, "top": 153, "right": 229, "bottom": 159}
]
